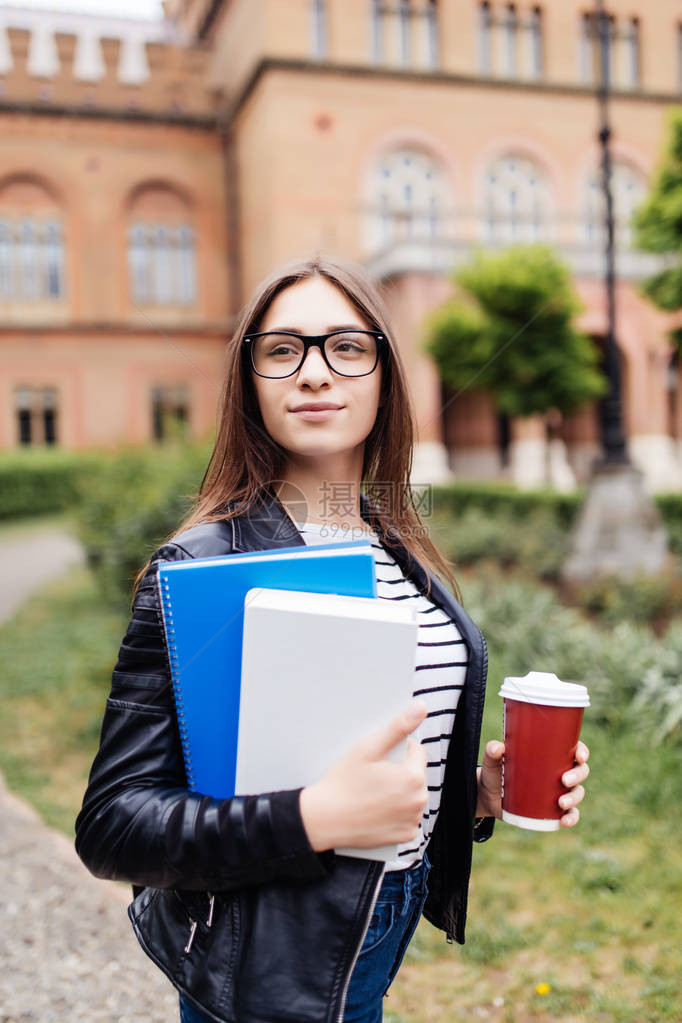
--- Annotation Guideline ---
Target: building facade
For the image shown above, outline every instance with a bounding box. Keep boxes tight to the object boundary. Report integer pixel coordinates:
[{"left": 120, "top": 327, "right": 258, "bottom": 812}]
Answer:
[{"left": 0, "top": 0, "right": 680, "bottom": 490}]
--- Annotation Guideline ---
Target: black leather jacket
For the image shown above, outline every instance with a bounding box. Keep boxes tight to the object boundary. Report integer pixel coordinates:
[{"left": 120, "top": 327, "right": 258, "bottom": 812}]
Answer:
[{"left": 75, "top": 492, "right": 492, "bottom": 1023}]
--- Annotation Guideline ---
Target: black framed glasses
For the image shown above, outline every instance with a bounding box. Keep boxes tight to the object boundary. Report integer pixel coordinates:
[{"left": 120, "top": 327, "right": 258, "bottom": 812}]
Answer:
[{"left": 243, "top": 329, "right": 385, "bottom": 379}]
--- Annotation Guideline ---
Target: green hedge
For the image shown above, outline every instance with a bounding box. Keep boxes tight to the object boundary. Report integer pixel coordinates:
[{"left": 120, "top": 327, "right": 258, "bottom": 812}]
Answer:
[
  {"left": 0, "top": 448, "right": 102, "bottom": 519},
  {"left": 431, "top": 480, "right": 583, "bottom": 528},
  {"left": 433, "top": 480, "right": 682, "bottom": 551},
  {"left": 73, "top": 441, "right": 212, "bottom": 608}
]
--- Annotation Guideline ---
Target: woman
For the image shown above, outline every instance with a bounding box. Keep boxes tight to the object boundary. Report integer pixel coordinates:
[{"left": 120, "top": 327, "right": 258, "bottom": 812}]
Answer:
[{"left": 75, "top": 255, "right": 589, "bottom": 1023}]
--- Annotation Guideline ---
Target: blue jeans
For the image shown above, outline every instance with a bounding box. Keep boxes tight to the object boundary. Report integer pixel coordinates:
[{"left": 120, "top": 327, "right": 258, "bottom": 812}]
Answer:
[{"left": 179, "top": 852, "right": 431, "bottom": 1023}]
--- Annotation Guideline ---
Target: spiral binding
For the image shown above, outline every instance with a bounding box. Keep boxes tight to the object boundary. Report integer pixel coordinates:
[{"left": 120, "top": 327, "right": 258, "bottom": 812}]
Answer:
[{"left": 159, "top": 571, "right": 196, "bottom": 789}]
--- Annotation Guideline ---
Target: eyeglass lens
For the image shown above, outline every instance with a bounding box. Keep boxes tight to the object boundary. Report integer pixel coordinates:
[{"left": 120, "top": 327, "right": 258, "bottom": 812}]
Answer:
[{"left": 251, "top": 331, "right": 378, "bottom": 378}]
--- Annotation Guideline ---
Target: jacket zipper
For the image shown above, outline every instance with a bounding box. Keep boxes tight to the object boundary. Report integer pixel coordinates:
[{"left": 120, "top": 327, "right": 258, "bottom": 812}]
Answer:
[
  {"left": 183, "top": 892, "right": 215, "bottom": 956},
  {"left": 184, "top": 918, "right": 198, "bottom": 954},
  {"left": 336, "top": 864, "right": 385, "bottom": 1023}
]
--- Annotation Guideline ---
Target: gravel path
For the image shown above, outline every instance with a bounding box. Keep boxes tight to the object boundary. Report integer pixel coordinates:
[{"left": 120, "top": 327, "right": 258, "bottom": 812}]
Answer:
[
  {"left": 0, "top": 522, "right": 85, "bottom": 623},
  {"left": 0, "top": 523, "right": 179, "bottom": 1022}
]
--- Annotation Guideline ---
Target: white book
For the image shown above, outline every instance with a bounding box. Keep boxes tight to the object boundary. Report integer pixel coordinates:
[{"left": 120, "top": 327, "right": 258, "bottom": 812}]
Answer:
[{"left": 238, "top": 587, "right": 418, "bottom": 861}]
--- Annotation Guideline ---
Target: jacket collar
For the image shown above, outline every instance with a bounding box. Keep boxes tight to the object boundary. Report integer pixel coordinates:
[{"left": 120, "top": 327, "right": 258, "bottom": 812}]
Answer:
[{"left": 232, "top": 488, "right": 442, "bottom": 609}]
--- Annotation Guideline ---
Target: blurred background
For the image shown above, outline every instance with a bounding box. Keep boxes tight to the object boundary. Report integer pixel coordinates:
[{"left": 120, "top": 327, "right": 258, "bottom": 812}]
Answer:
[{"left": 0, "top": 2, "right": 681, "bottom": 1021}]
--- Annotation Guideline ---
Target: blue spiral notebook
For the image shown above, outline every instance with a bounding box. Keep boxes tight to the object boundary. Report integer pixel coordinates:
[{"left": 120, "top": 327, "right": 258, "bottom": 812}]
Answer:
[{"left": 157, "top": 540, "right": 377, "bottom": 798}]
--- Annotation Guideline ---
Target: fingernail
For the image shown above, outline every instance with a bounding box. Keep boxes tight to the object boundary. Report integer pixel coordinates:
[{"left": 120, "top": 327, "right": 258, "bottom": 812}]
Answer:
[{"left": 564, "top": 772, "right": 575, "bottom": 786}]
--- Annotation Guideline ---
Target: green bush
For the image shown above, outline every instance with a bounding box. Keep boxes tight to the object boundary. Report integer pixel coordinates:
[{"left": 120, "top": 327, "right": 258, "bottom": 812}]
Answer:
[
  {"left": 0, "top": 448, "right": 101, "bottom": 519},
  {"left": 575, "top": 570, "right": 682, "bottom": 627},
  {"left": 74, "top": 441, "right": 211, "bottom": 608},
  {"left": 461, "top": 566, "right": 681, "bottom": 746},
  {"left": 654, "top": 494, "right": 682, "bottom": 555},
  {"left": 429, "top": 505, "right": 570, "bottom": 580}
]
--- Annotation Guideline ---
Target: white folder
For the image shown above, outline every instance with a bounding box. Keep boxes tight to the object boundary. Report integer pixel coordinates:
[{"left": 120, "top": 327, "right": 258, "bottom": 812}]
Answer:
[{"left": 238, "top": 587, "right": 418, "bottom": 861}]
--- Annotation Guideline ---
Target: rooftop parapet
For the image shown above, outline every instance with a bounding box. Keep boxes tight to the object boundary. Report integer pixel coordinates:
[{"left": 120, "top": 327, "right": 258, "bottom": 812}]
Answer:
[{"left": 0, "top": 5, "right": 217, "bottom": 121}]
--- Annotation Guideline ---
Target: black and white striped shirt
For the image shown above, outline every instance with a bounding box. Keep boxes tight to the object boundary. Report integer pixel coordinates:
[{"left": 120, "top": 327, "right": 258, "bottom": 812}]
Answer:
[{"left": 296, "top": 519, "right": 468, "bottom": 871}]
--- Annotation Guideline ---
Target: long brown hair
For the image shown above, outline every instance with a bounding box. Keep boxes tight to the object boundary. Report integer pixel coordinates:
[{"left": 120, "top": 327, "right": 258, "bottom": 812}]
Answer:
[{"left": 132, "top": 255, "right": 459, "bottom": 600}]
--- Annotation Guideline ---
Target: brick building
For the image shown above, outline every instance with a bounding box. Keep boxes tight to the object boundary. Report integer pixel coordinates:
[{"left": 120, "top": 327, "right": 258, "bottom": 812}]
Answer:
[{"left": 0, "top": 0, "right": 680, "bottom": 490}]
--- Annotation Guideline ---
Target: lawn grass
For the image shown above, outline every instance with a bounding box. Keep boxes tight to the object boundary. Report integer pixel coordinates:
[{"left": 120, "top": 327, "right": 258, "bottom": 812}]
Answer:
[
  {"left": 386, "top": 681, "right": 682, "bottom": 1022},
  {"left": 0, "top": 565, "right": 127, "bottom": 833},
  {"left": 0, "top": 565, "right": 680, "bottom": 1021}
]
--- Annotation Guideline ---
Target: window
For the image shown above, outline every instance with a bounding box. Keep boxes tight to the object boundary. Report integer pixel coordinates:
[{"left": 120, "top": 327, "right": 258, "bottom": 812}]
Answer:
[
  {"left": 0, "top": 221, "right": 12, "bottom": 298},
  {"left": 126, "top": 185, "right": 197, "bottom": 306},
  {"left": 478, "top": 2, "right": 493, "bottom": 74},
  {"left": 579, "top": 10, "right": 616, "bottom": 87},
  {"left": 579, "top": 12, "right": 594, "bottom": 83},
  {"left": 370, "top": 1, "right": 439, "bottom": 70},
  {"left": 503, "top": 4, "right": 518, "bottom": 78},
  {"left": 128, "top": 224, "right": 150, "bottom": 303},
  {"left": 583, "top": 162, "right": 647, "bottom": 249},
  {"left": 44, "top": 221, "right": 64, "bottom": 298},
  {"left": 425, "top": 0, "right": 438, "bottom": 68},
  {"left": 0, "top": 177, "right": 66, "bottom": 301},
  {"left": 482, "top": 154, "right": 550, "bottom": 242},
  {"left": 398, "top": 0, "right": 410, "bottom": 64},
  {"left": 622, "top": 17, "right": 639, "bottom": 89},
  {"left": 310, "top": 0, "right": 328, "bottom": 59},
  {"left": 366, "top": 147, "right": 450, "bottom": 252},
  {"left": 371, "top": 0, "right": 383, "bottom": 62},
  {"left": 128, "top": 222, "right": 199, "bottom": 306},
  {"left": 14, "top": 386, "right": 58, "bottom": 446},
  {"left": 178, "top": 226, "right": 196, "bottom": 305},
  {"left": 0, "top": 217, "right": 65, "bottom": 301},
  {"left": 526, "top": 7, "right": 542, "bottom": 79},
  {"left": 151, "top": 384, "right": 190, "bottom": 441},
  {"left": 478, "top": 2, "right": 540, "bottom": 79}
]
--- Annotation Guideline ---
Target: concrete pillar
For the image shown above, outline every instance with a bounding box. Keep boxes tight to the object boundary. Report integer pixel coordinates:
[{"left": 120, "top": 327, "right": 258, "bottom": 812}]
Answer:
[
  {"left": 509, "top": 414, "right": 547, "bottom": 489},
  {"left": 548, "top": 437, "right": 577, "bottom": 493},
  {"left": 380, "top": 271, "right": 454, "bottom": 485},
  {"left": 629, "top": 435, "right": 682, "bottom": 493}
]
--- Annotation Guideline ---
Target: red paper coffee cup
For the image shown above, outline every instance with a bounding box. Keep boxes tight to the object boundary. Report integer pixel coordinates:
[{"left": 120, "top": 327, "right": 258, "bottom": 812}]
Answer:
[{"left": 498, "top": 671, "right": 589, "bottom": 831}]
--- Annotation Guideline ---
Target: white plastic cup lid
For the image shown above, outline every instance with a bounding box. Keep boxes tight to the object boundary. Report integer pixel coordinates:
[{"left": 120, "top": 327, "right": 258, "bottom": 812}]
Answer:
[{"left": 498, "top": 671, "right": 590, "bottom": 708}]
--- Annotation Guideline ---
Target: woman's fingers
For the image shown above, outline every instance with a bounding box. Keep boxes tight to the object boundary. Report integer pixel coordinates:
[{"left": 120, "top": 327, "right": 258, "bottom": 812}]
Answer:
[
  {"left": 559, "top": 784, "right": 585, "bottom": 811},
  {"left": 562, "top": 760, "right": 590, "bottom": 787},
  {"left": 559, "top": 806, "right": 580, "bottom": 828},
  {"left": 558, "top": 743, "right": 589, "bottom": 826},
  {"left": 575, "top": 740, "right": 590, "bottom": 763}
]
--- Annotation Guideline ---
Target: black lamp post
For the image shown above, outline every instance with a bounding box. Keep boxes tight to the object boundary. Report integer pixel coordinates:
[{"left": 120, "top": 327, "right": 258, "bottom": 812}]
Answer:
[
  {"left": 562, "top": 1, "right": 668, "bottom": 581},
  {"left": 594, "top": 0, "right": 629, "bottom": 465}
]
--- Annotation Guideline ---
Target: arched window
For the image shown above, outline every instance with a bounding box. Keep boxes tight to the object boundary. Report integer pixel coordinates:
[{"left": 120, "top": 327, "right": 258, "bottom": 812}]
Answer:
[
  {"left": 0, "top": 177, "right": 66, "bottom": 302},
  {"left": 20, "top": 220, "right": 39, "bottom": 299},
  {"left": 583, "top": 161, "right": 647, "bottom": 249},
  {"left": 126, "top": 184, "right": 197, "bottom": 307},
  {"left": 0, "top": 221, "right": 11, "bottom": 298},
  {"left": 482, "top": 154, "right": 550, "bottom": 242},
  {"left": 365, "top": 147, "right": 450, "bottom": 252},
  {"left": 44, "top": 221, "right": 64, "bottom": 298}
]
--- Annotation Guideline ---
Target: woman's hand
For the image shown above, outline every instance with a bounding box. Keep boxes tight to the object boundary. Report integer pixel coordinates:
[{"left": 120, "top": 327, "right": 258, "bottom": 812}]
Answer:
[
  {"left": 299, "top": 701, "right": 429, "bottom": 852},
  {"left": 476, "top": 740, "right": 590, "bottom": 827}
]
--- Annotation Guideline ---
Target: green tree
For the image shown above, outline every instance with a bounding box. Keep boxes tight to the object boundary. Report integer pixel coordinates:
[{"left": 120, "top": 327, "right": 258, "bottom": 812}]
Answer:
[
  {"left": 633, "top": 108, "right": 682, "bottom": 344},
  {"left": 423, "top": 245, "right": 607, "bottom": 419}
]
